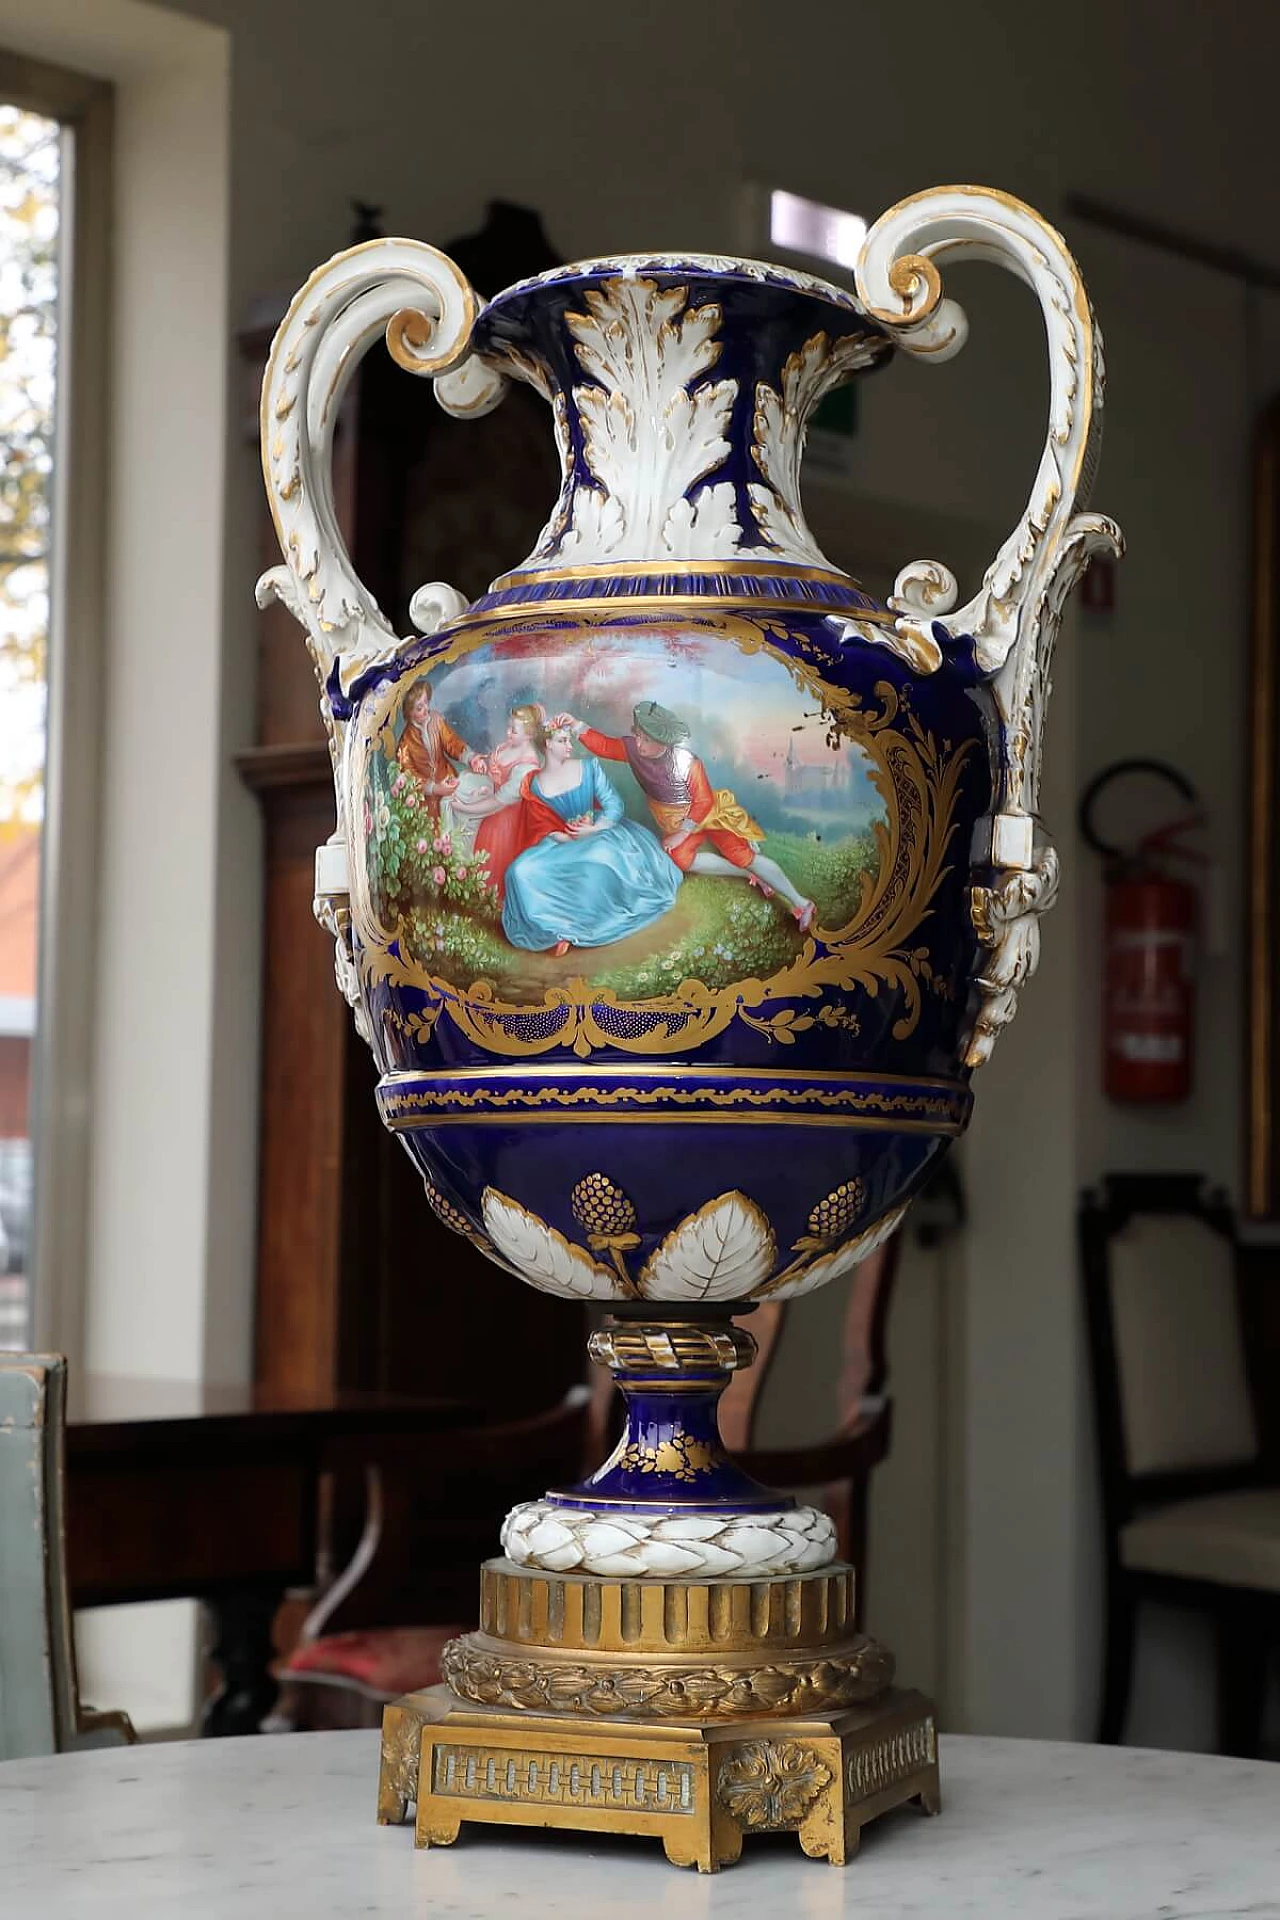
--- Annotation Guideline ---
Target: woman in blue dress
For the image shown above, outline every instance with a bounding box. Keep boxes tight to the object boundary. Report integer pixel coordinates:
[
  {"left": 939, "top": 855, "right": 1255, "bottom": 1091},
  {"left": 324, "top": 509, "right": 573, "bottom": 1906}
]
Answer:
[{"left": 499, "top": 718, "right": 680, "bottom": 955}]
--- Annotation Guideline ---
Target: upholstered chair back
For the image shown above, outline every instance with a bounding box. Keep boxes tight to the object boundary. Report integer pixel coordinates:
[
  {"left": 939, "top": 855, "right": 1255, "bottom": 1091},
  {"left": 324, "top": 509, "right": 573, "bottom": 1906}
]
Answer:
[{"left": 1107, "top": 1213, "right": 1258, "bottom": 1477}]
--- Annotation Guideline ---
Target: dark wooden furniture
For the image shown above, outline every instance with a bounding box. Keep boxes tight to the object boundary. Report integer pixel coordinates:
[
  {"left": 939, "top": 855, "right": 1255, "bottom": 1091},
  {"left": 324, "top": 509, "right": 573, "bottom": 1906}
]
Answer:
[
  {"left": 1080, "top": 1173, "right": 1280, "bottom": 1756},
  {"left": 275, "top": 1387, "right": 592, "bottom": 1729},
  {"left": 63, "top": 1373, "right": 472, "bottom": 1735}
]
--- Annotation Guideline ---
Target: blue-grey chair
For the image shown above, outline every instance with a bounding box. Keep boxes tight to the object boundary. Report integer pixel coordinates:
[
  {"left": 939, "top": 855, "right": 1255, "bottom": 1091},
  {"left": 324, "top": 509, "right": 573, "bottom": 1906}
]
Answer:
[{"left": 0, "top": 1353, "right": 135, "bottom": 1759}]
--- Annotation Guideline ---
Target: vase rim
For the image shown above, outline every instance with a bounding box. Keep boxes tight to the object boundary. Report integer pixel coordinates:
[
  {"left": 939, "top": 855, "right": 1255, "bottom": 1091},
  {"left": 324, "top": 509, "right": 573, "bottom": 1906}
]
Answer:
[{"left": 481, "top": 250, "right": 884, "bottom": 331}]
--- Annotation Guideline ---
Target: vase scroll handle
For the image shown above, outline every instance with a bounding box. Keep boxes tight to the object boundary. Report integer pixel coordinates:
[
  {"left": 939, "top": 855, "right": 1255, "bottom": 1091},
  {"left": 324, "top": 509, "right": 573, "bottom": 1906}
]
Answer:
[
  {"left": 256, "top": 237, "right": 506, "bottom": 749},
  {"left": 856, "top": 187, "right": 1124, "bottom": 1066}
]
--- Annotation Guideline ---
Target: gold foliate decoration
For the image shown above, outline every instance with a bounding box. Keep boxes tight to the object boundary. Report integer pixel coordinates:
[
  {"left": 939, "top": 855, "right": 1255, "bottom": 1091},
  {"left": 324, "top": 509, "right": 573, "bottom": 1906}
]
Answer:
[
  {"left": 440, "top": 1638, "right": 893, "bottom": 1721},
  {"left": 381, "top": 1002, "right": 442, "bottom": 1049},
  {"left": 378, "top": 1075, "right": 969, "bottom": 1132},
  {"left": 613, "top": 1431, "right": 720, "bottom": 1482},
  {"left": 377, "top": 1700, "right": 427, "bottom": 1826},
  {"left": 716, "top": 1742, "right": 834, "bottom": 1829},
  {"left": 351, "top": 610, "right": 977, "bottom": 1059}
]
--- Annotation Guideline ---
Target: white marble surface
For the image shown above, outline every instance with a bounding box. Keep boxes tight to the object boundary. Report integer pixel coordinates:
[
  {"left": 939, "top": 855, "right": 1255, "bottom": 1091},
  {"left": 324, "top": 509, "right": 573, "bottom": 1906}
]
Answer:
[{"left": 1, "top": 1729, "right": 1277, "bottom": 1918}]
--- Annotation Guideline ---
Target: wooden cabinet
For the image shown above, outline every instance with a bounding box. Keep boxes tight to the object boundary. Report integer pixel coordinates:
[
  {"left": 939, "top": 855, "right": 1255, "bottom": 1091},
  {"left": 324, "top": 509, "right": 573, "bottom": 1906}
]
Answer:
[{"left": 238, "top": 206, "right": 583, "bottom": 1419}]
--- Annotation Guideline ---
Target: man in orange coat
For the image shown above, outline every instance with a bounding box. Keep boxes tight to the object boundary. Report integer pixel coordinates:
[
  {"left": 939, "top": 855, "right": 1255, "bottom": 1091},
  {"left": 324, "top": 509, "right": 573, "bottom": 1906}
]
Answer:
[
  {"left": 573, "top": 700, "right": 815, "bottom": 930},
  {"left": 396, "top": 678, "right": 476, "bottom": 823}
]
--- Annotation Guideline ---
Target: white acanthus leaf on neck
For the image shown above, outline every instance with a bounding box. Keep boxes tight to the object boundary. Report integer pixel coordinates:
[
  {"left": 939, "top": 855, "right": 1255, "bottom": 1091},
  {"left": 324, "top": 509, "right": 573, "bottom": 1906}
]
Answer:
[
  {"left": 558, "top": 277, "right": 740, "bottom": 562},
  {"left": 747, "top": 330, "right": 883, "bottom": 569}
]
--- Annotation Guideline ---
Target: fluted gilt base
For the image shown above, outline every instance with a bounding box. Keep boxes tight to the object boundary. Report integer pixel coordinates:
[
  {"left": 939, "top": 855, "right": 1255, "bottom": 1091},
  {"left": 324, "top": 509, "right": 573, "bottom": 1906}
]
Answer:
[{"left": 377, "top": 1561, "right": 939, "bottom": 1871}]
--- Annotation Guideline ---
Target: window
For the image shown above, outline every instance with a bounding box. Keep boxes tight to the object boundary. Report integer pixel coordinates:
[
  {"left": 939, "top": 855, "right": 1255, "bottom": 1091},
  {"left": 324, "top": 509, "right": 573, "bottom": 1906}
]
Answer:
[
  {"left": 0, "top": 55, "right": 110, "bottom": 1355},
  {"left": 0, "top": 101, "right": 60, "bottom": 1349}
]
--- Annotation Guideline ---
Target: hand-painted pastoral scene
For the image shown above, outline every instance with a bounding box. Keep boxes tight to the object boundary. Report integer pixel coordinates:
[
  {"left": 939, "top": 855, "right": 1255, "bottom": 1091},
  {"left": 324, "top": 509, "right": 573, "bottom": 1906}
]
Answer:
[{"left": 363, "top": 627, "right": 892, "bottom": 1003}]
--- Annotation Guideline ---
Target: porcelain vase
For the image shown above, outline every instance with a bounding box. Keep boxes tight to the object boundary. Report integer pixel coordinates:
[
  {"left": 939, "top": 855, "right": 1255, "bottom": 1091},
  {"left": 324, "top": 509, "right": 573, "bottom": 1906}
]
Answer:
[{"left": 259, "top": 186, "right": 1120, "bottom": 1580}]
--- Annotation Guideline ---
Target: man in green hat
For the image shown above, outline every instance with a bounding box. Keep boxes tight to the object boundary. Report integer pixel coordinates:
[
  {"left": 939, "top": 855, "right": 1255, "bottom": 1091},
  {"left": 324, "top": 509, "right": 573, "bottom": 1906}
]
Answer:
[{"left": 572, "top": 701, "right": 816, "bottom": 931}]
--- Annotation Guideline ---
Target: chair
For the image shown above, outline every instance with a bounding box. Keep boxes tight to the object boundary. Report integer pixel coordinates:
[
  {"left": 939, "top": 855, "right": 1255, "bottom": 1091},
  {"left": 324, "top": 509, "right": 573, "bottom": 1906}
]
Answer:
[
  {"left": 722, "top": 1229, "right": 904, "bottom": 1628},
  {"left": 0, "top": 1354, "right": 135, "bottom": 1759},
  {"left": 1080, "top": 1173, "right": 1280, "bottom": 1755},
  {"left": 273, "top": 1386, "right": 592, "bottom": 1729}
]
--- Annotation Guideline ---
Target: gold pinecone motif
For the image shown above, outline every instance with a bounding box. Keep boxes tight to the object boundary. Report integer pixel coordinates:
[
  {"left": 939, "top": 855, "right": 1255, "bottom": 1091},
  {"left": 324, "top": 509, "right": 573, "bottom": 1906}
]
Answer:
[
  {"left": 807, "top": 1178, "right": 864, "bottom": 1243},
  {"left": 571, "top": 1172, "right": 638, "bottom": 1240}
]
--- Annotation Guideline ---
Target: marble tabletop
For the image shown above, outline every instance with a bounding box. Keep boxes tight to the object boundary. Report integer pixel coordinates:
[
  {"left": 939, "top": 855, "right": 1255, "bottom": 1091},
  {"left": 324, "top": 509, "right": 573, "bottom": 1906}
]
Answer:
[{"left": 1, "top": 1729, "right": 1277, "bottom": 1918}]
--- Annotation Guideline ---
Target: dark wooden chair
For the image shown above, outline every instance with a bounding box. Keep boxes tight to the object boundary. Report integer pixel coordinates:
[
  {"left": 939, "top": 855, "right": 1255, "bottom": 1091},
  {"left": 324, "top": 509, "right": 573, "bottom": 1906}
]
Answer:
[
  {"left": 721, "top": 1231, "right": 903, "bottom": 1628},
  {"left": 272, "top": 1387, "right": 592, "bottom": 1729},
  {"left": 1080, "top": 1173, "right": 1280, "bottom": 1755}
]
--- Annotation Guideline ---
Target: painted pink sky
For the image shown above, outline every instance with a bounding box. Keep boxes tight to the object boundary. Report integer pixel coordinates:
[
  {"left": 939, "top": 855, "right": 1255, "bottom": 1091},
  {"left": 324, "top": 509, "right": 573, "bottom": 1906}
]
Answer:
[
  {"left": 426, "top": 626, "right": 885, "bottom": 835},
  {"left": 453, "top": 627, "right": 857, "bottom": 773}
]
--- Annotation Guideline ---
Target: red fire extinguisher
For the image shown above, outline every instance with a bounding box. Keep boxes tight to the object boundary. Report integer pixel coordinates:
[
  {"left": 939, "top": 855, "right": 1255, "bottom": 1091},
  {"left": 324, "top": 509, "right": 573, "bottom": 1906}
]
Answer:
[{"left": 1080, "top": 760, "right": 1204, "bottom": 1105}]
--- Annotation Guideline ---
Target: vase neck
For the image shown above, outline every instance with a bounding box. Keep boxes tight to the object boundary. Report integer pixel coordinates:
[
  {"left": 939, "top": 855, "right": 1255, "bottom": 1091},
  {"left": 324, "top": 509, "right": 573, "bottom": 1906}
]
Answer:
[{"left": 468, "top": 257, "right": 891, "bottom": 582}]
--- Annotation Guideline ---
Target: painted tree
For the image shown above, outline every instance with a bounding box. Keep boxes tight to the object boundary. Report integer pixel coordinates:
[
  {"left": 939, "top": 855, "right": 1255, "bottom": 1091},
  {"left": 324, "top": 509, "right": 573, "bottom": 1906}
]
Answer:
[{"left": 0, "top": 104, "right": 60, "bottom": 827}]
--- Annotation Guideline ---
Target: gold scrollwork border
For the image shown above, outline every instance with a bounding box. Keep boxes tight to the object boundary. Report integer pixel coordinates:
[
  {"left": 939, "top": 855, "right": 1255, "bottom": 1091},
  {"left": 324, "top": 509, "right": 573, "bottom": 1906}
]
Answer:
[
  {"left": 378, "top": 1079, "right": 969, "bottom": 1132},
  {"left": 350, "top": 608, "right": 976, "bottom": 1060}
]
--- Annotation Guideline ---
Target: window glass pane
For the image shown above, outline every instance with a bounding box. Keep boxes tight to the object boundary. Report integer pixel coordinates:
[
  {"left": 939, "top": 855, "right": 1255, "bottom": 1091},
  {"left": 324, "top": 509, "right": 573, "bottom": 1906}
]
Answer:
[{"left": 0, "top": 104, "right": 60, "bottom": 1351}]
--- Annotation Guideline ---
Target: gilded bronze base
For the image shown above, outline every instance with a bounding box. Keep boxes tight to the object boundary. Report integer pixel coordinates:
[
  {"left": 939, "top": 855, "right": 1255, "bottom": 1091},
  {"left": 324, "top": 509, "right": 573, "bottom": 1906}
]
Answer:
[
  {"left": 377, "top": 1561, "right": 939, "bottom": 1871},
  {"left": 379, "top": 1683, "right": 938, "bottom": 1871},
  {"left": 440, "top": 1557, "right": 893, "bottom": 1719}
]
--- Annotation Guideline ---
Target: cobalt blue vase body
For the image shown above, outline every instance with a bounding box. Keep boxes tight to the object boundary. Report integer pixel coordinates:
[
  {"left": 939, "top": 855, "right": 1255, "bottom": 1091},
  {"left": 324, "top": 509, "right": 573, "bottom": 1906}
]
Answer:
[
  {"left": 329, "top": 260, "right": 996, "bottom": 1309},
  {"left": 260, "top": 202, "right": 1119, "bottom": 1326}
]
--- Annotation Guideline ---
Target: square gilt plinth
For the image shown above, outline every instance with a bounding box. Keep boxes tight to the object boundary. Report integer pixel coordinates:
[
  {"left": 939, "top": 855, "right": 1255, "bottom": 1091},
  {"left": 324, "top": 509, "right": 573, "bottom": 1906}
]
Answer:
[{"left": 379, "top": 1683, "right": 939, "bottom": 1872}]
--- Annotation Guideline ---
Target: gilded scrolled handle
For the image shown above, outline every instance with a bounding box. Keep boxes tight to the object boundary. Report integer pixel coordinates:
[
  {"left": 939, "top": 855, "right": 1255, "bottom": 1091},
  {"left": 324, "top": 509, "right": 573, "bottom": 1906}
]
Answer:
[
  {"left": 256, "top": 237, "right": 506, "bottom": 739},
  {"left": 857, "top": 186, "right": 1123, "bottom": 1065}
]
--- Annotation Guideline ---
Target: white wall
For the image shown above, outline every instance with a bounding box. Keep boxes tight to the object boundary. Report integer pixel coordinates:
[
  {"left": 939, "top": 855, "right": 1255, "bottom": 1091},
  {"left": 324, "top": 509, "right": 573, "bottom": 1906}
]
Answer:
[{"left": 7, "top": 0, "right": 1276, "bottom": 1739}]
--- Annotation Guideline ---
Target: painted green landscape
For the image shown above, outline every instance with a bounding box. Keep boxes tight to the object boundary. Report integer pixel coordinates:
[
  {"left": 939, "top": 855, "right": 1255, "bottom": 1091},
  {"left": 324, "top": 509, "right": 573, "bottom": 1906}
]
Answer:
[
  {"left": 363, "top": 624, "right": 892, "bottom": 1004},
  {"left": 368, "top": 757, "right": 883, "bottom": 1002}
]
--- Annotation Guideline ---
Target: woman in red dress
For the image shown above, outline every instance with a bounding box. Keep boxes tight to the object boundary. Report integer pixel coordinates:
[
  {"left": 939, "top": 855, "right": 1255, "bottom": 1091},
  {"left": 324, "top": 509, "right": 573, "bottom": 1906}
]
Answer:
[{"left": 467, "top": 703, "right": 546, "bottom": 898}]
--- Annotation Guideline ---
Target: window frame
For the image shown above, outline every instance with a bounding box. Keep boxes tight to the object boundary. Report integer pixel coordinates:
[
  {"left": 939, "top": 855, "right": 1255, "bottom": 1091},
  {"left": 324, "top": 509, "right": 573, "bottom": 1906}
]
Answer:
[{"left": 0, "top": 49, "right": 112, "bottom": 1361}]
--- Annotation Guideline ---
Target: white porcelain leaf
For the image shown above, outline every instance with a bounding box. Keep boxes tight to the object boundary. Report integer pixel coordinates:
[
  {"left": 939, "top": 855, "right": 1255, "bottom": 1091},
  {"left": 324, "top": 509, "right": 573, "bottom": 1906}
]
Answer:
[
  {"left": 561, "top": 277, "right": 738, "bottom": 563},
  {"left": 746, "top": 330, "right": 881, "bottom": 570},
  {"left": 480, "top": 1188, "right": 625, "bottom": 1301},
  {"left": 639, "top": 1191, "right": 777, "bottom": 1303}
]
